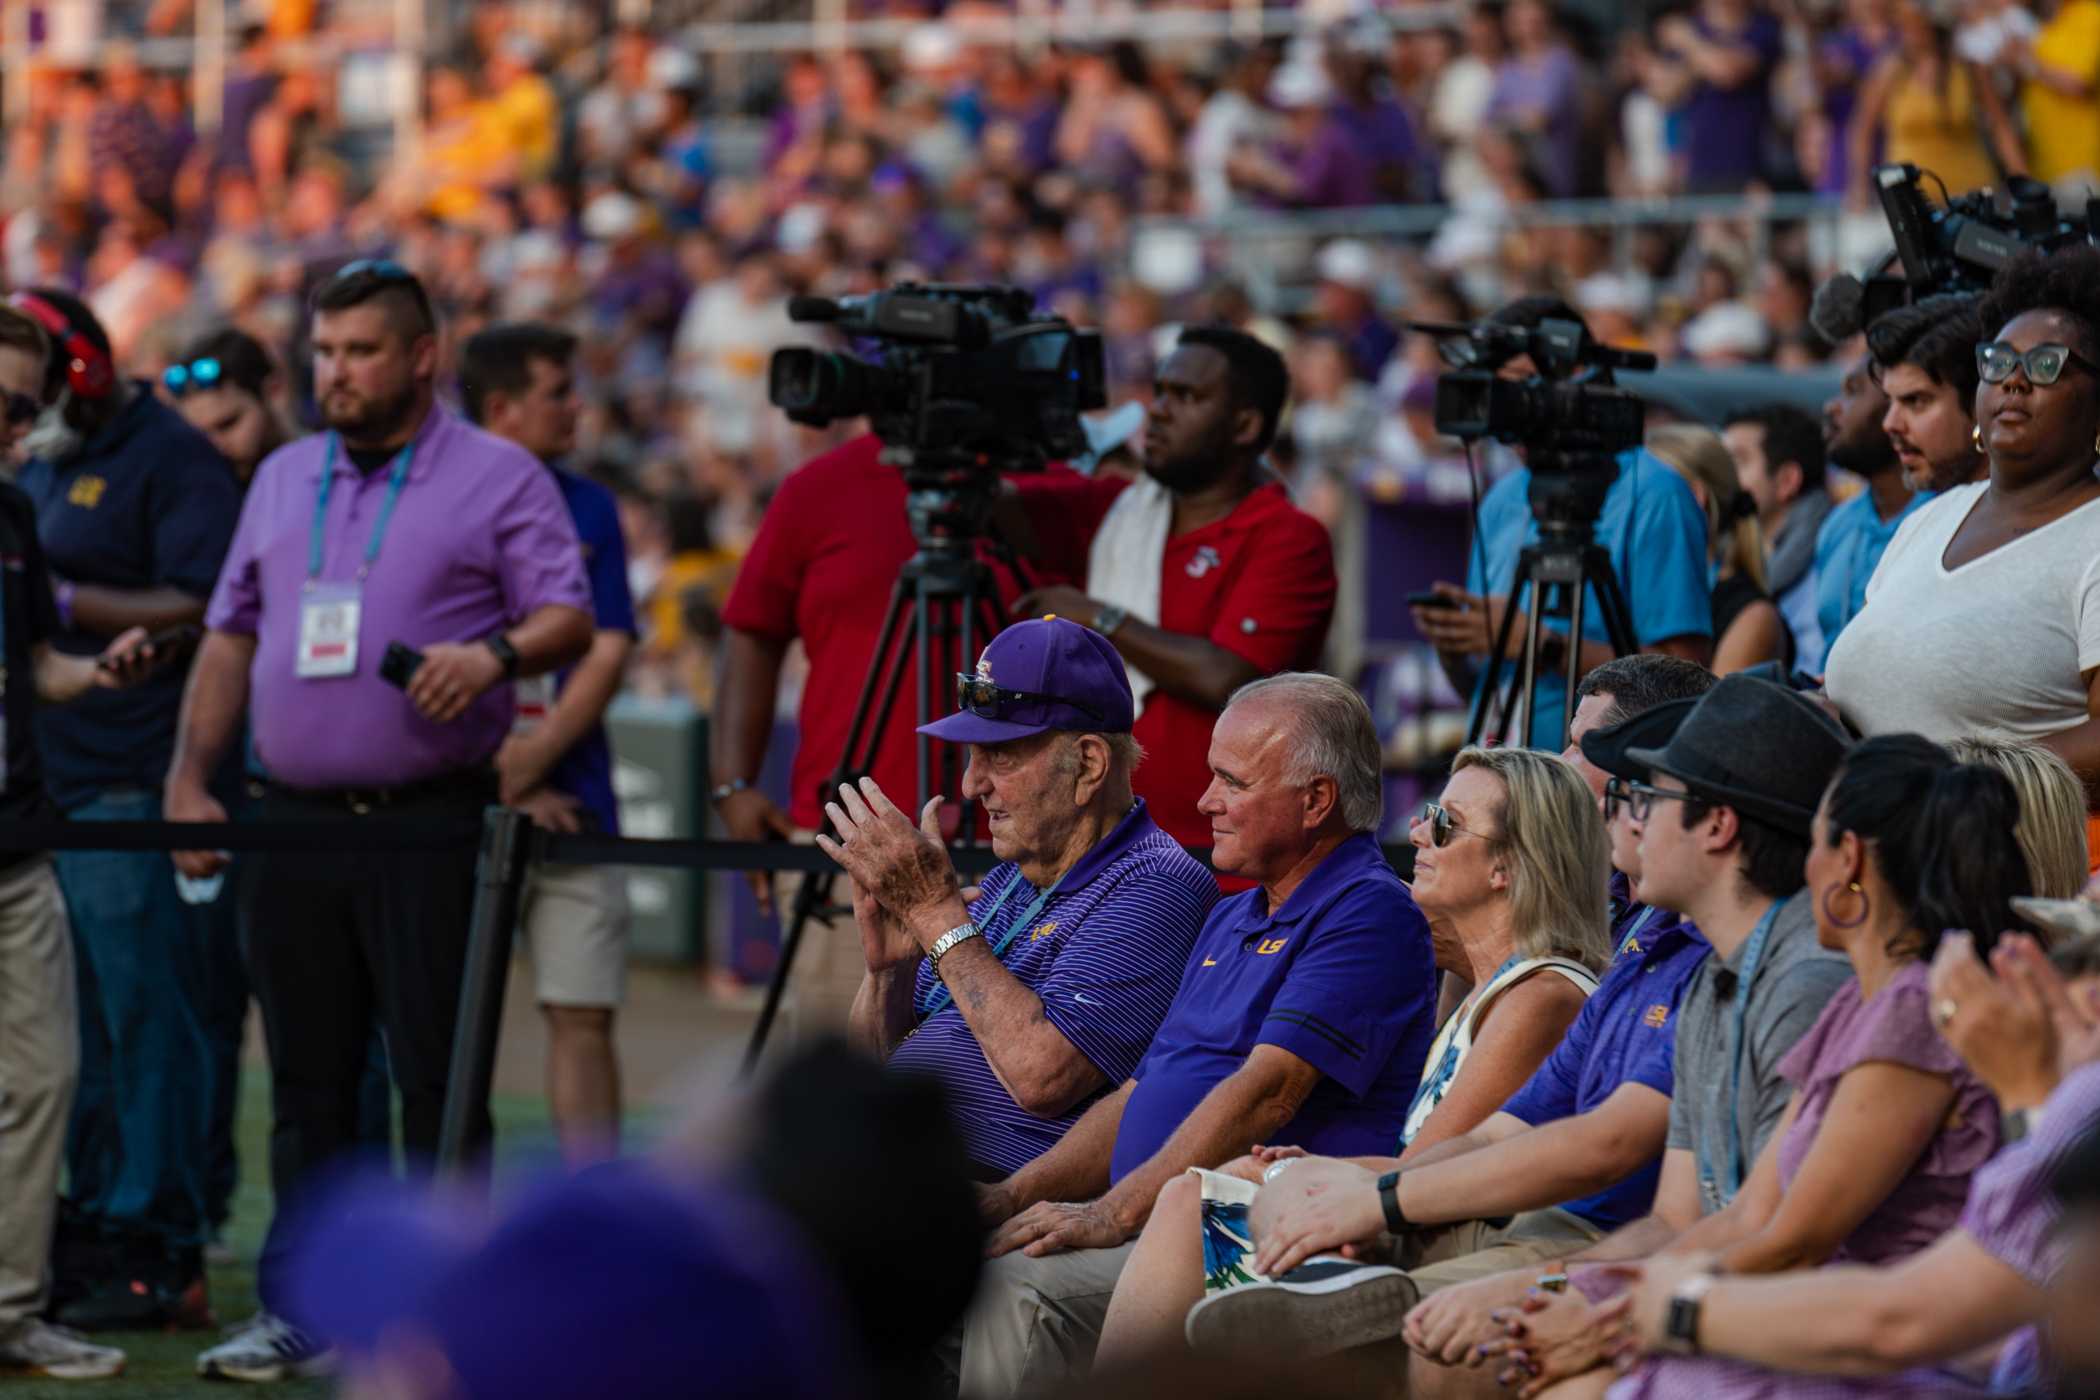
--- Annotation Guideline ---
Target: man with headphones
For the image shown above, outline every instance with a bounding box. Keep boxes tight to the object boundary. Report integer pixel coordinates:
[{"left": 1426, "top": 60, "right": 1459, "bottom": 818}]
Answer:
[{"left": 8, "top": 288, "right": 244, "bottom": 1331}]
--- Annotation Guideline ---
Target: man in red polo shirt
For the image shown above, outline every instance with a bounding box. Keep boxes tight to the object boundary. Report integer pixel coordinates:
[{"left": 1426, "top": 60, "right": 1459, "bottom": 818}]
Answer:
[
  {"left": 712, "top": 433, "right": 1099, "bottom": 1037},
  {"left": 1014, "top": 326, "right": 1337, "bottom": 859}
]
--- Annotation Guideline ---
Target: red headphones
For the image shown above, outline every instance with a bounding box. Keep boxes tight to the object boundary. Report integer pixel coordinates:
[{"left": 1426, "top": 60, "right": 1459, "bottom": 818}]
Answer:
[{"left": 7, "top": 292, "right": 116, "bottom": 401}]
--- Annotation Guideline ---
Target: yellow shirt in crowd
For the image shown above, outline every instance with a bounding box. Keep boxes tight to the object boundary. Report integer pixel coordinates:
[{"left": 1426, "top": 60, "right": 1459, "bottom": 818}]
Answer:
[{"left": 2025, "top": 0, "right": 2100, "bottom": 186}]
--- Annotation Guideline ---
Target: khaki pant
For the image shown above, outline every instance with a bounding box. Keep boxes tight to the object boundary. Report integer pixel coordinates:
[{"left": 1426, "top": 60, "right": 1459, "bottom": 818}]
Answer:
[
  {"left": 945, "top": 1240, "right": 1138, "bottom": 1399},
  {"left": 1385, "top": 1207, "right": 1606, "bottom": 1305},
  {"left": 0, "top": 859, "right": 77, "bottom": 1329},
  {"left": 772, "top": 830, "right": 872, "bottom": 1046}
]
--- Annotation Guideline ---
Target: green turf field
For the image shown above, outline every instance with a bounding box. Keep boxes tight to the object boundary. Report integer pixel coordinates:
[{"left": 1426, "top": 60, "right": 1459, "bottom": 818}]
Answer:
[{"left": 11, "top": 1076, "right": 593, "bottom": 1398}]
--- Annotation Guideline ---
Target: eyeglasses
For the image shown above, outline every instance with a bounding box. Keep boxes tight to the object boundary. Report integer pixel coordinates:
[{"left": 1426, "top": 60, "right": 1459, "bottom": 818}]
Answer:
[
  {"left": 1975, "top": 341, "right": 2100, "bottom": 387},
  {"left": 1624, "top": 781, "right": 1700, "bottom": 823},
  {"left": 953, "top": 672, "right": 1105, "bottom": 725},
  {"left": 3, "top": 390, "right": 40, "bottom": 427},
  {"left": 1603, "top": 776, "right": 1632, "bottom": 822},
  {"left": 160, "top": 357, "right": 224, "bottom": 397},
  {"left": 1416, "top": 801, "right": 1497, "bottom": 849}
]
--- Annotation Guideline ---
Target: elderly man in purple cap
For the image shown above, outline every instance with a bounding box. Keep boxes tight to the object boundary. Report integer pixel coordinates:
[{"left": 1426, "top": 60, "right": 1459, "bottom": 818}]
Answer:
[{"left": 819, "top": 616, "right": 1218, "bottom": 1181}]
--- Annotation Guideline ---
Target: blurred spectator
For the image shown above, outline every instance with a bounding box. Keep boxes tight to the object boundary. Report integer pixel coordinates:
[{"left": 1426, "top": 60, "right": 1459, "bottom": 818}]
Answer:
[
  {"left": 1651, "top": 0, "right": 1785, "bottom": 193},
  {"left": 1647, "top": 424, "right": 1791, "bottom": 675},
  {"left": 1722, "top": 404, "right": 1830, "bottom": 678},
  {"left": 1814, "top": 353, "right": 1923, "bottom": 665},
  {"left": 1484, "top": 0, "right": 1589, "bottom": 198},
  {"left": 2007, "top": 0, "right": 2100, "bottom": 199},
  {"left": 1850, "top": 0, "right": 2026, "bottom": 206},
  {"left": 1811, "top": 0, "right": 1897, "bottom": 197},
  {"left": 1055, "top": 43, "right": 1178, "bottom": 196},
  {"left": 163, "top": 326, "right": 295, "bottom": 483},
  {"left": 1308, "top": 239, "right": 1397, "bottom": 381},
  {"left": 1187, "top": 43, "right": 1280, "bottom": 219},
  {"left": 1866, "top": 292, "right": 1990, "bottom": 494},
  {"left": 10, "top": 287, "right": 241, "bottom": 1330}
]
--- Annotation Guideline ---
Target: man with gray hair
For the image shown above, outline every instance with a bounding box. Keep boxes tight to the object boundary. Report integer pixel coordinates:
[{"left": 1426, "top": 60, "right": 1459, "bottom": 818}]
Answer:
[
  {"left": 938, "top": 672, "right": 1438, "bottom": 1397},
  {"left": 820, "top": 616, "right": 1217, "bottom": 1180}
]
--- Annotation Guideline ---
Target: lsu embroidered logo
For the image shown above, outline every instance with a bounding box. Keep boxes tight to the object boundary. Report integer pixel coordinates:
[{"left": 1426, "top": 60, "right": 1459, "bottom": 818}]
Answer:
[
  {"left": 1618, "top": 933, "right": 1642, "bottom": 958},
  {"left": 1201, "top": 957, "right": 1218, "bottom": 968},
  {"left": 1642, "top": 1004, "right": 1670, "bottom": 1029},
  {"left": 68, "top": 475, "right": 107, "bottom": 509},
  {"left": 974, "top": 651, "right": 995, "bottom": 684},
  {"left": 1030, "top": 921, "right": 1057, "bottom": 942},
  {"left": 1255, "top": 938, "right": 1288, "bottom": 956},
  {"left": 1186, "top": 545, "right": 1222, "bottom": 579}
]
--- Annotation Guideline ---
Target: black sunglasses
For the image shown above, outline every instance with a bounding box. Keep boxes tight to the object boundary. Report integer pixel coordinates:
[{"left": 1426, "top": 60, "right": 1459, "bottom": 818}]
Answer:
[
  {"left": 161, "top": 356, "right": 224, "bottom": 397},
  {"left": 1416, "top": 801, "right": 1496, "bottom": 849},
  {"left": 954, "top": 672, "right": 1105, "bottom": 724},
  {"left": 3, "top": 390, "right": 40, "bottom": 427},
  {"left": 1975, "top": 341, "right": 2100, "bottom": 387},
  {"left": 1624, "top": 780, "right": 1700, "bottom": 823}
]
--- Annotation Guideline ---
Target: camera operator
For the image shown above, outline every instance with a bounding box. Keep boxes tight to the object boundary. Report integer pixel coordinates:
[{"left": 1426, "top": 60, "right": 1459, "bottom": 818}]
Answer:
[
  {"left": 1866, "top": 291, "right": 1989, "bottom": 495},
  {"left": 1828, "top": 247, "right": 2100, "bottom": 817},
  {"left": 1812, "top": 353, "right": 1925, "bottom": 663},
  {"left": 1009, "top": 327, "right": 1339, "bottom": 859},
  {"left": 163, "top": 262, "right": 593, "bottom": 1380},
  {"left": 1721, "top": 404, "right": 1829, "bottom": 673},
  {"left": 1409, "top": 297, "right": 1713, "bottom": 749},
  {"left": 8, "top": 287, "right": 243, "bottom": 1329},
  {"left": 0, "top": 305, "right": 164, "bottom": 1381}
]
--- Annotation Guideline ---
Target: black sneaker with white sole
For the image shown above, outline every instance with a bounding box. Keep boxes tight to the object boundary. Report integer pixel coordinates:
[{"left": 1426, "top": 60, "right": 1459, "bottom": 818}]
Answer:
[
  {"left": 195, "top": 1313, "right": 336, "bottom": 1383},
  {"left": 1184, "top": 1258, "right": 1421, "bottom": 1357}
]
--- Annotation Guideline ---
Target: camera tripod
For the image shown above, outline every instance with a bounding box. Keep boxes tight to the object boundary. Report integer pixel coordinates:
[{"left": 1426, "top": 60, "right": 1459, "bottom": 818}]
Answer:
[
  {"left": 740, "top": 447, "right": 1024, "bottom": 1074},
  {"left": 1466, "top": 452, "right": 1639, "bottom": 751}
]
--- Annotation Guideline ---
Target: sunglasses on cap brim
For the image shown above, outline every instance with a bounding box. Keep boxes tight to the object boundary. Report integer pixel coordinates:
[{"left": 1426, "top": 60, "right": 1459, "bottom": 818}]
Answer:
[{"left": 953, "top": 672, "right": 1106, "bottom": 725}]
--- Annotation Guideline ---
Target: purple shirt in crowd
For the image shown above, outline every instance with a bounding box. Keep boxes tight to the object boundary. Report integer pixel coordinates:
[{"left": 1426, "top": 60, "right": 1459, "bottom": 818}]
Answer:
[
  {"left": 205, "top": 407, "right": 590, "bottom": 790},
  {"left": 1486, "top": 48, "right": 1584, "bottom": 196},
  {"left": 1678, "top": 11, "right": 1783, "bottom": 192}
]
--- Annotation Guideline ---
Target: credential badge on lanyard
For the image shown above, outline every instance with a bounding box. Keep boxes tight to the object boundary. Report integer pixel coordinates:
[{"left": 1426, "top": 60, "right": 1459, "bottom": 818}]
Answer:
[{"left": 297, "top": 435, "right": 414, "bottom": 680}]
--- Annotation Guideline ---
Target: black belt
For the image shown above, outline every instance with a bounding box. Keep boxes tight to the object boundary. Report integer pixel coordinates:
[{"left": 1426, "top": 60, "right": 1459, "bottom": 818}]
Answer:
[{"left": 257, "top": 768, "right": 495, "bottom": 816}]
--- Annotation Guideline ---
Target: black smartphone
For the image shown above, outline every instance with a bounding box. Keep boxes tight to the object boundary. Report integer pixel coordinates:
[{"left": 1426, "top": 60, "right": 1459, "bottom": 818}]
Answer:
[
  {"left": 380, "top": 641, "right": 424, "bottom": 689},
  {"left": 97, "top": 622, "right": 201, "bottom": 671},
  {"left": 1406, "top": 590, "right": 1462, "bottom": 612}
]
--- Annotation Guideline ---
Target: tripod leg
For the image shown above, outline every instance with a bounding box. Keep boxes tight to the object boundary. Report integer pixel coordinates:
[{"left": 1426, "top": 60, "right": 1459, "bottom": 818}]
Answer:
[
  {"left": 740, "top": 851, "right": 830, "bottom": 1078},
  {"left": 1561, "top": 571, "right": 1591, "bottom": 752},
  {"left": 1516, "top": 586, "right": 1547, "bottom": 749},
  {"left": 1468, "top": 555, "right": 1530, "bottom": 747},
  {"left": 915, "top": 589, "right": 934, "bottom": 813},
  {"left": 1588, "top": 549, "right": 1641, "bottom": 658}
]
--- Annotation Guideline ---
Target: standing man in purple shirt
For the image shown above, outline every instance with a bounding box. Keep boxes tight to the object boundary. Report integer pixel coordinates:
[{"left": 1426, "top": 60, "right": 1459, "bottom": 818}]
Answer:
[
  {"left": 816, "top": 617, "right": 1217, "bottom": 1180},
  {"left": 1652, "top": 0, "right": 1784, "bottom": 194},
  {"left": 162, "top": 262, "right": 593, "bottom": 1383},
  {"left": 937, "top": 673, "right": 1436, "bottom": 1398}
]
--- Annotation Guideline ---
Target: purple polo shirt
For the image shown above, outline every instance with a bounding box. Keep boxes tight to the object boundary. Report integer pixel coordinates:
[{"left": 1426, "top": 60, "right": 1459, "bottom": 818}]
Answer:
[
  {"left": 1108, "top": 833, "right": 1437, "bottom": 1184},
  {"left": 205, "top": 408, "right": 590, "bottom": 789}
]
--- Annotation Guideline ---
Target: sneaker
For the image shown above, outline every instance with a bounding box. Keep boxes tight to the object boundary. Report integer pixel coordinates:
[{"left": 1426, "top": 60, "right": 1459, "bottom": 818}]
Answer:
[
  {"left": 0, "top": 1320, "right": 127, "bottom": 1379},
  {"left": 196, "top": 1313, "right": 336, "bottom": 1383},
  {"left": 1184, "top": 1258, "right": 1421, "bottom": 1357}
]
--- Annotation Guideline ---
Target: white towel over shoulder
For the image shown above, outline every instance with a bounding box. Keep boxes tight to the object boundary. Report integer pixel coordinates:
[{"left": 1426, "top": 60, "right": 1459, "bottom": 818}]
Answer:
[{"left": 1085, "top": 475, "right": 1173, "bottom": 708}]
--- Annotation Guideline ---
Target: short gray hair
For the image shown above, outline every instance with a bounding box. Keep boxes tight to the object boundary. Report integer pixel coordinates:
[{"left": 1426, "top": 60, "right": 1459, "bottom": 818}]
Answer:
[{"left": 1227, "top": 673, "right": 1382, "bottom": 832}]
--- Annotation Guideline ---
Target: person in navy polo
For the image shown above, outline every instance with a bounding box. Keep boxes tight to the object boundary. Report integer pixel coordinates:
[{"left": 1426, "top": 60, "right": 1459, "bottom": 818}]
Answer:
[
  {"left": 931, "top": 672, "right": 1435, "bottom": 1398},
  {"left": 816, "top": 616, "right": 1216, "bottom": 1179}
]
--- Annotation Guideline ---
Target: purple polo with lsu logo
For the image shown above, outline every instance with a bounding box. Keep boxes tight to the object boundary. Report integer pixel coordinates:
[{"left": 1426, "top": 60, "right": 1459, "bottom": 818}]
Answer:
[
  {"left": 205, "top": 408, "right": 590, "bottom": 789},
  {"left": 1108, "top": 832, "right": 1437, "bottom": 1183}
]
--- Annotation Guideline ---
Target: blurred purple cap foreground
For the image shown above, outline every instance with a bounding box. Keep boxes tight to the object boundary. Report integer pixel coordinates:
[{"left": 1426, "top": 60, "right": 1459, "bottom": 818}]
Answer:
[{"left": 288, "top": 1160, "right": 865, "bottom": 1399}]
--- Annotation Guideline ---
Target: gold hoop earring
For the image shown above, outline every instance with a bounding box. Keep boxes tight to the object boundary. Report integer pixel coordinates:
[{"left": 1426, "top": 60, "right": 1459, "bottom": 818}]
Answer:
[
  {"left": 2091, "top": 429, "right": 2100, "bottom": 456},
  {"left": 1973, "top": 424, "right": 1985, "bottom": 451}
]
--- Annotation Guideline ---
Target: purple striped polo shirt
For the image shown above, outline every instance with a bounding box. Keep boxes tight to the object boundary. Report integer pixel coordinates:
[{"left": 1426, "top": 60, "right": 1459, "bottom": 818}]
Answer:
[{"left": 887, "top": 799, "right": 1217, "bottom": 1176}]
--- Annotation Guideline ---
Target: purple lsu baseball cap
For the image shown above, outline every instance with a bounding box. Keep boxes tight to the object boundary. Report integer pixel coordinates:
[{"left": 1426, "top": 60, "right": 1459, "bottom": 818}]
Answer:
[{"left": 918, "top": 615, "right": 1135, "bottom": 746}]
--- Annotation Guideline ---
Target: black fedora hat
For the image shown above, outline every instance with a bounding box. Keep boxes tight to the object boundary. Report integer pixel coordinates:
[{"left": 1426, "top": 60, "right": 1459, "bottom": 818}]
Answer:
[
  {"left": 1623, "top": 675, "right": 1850, "bottom": 838},
  {"left": 1580, "top": 697, "right": 1700, "bottom": 784}
]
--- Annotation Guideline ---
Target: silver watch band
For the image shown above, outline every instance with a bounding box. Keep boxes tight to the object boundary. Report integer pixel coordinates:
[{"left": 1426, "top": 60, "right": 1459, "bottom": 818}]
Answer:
[{"left": 927, "top": 923, "right": 981, "bottom": 973}]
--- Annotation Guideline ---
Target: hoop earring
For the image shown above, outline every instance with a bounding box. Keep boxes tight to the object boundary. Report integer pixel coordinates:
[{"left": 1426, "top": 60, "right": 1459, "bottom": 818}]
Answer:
[
  {"left": 2091, "top": 428, "right": 2100, "bottom": 457},
  {"left": 1972, "top": 424, "right": 1985, "bottom": 451},
  {"left": 1822, "top": 880, "right": 1869, "bottom": 930}
]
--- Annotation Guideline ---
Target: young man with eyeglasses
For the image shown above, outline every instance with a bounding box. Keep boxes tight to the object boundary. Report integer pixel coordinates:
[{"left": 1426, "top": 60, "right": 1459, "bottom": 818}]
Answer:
[
  {"left": 7, "top": 287, "right": 243, "bottom": 1332},
  {"left": 818, "top": 617, "right": 1214, "bottom": 1181},
  {"left": 163, "top": 262, "right": 593, "bottom": 1381}
]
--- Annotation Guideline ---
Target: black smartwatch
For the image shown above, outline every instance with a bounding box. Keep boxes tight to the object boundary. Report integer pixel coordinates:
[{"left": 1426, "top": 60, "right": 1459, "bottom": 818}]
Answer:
[
  {"left": 483, "top": 632, "right": 521, "bottom": 680},
  {"left": 1376, "top": 1170, "right": 1409, "bottom": 1234},
  {"left": 1661, "top": 1273, "right": 1716, "bottom": 1355}
]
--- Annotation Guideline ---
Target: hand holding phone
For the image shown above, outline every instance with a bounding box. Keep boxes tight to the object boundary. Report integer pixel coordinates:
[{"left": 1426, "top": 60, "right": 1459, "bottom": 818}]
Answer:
[
  {"left": 1406, "top": 590, "right": 1463, "bottom": 612},
  {"left": 380, "top": 641, "right": 425, "bottom": 690}
]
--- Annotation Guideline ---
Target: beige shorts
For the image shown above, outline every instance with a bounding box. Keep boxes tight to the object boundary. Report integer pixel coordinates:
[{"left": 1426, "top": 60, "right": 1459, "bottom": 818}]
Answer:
[{"left": 520, "top": 862, "right": 631, "bottom": 1008}]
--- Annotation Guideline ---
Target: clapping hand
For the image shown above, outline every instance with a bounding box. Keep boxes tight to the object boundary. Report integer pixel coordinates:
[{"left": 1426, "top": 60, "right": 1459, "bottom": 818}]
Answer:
[{"left": 813, "top": 778, "right": 963, "bottom": 942}]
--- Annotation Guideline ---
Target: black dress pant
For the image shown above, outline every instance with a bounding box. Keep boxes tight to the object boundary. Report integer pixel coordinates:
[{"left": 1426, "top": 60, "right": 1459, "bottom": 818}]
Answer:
[{"left": 238, "top": 775, "right": 495, "bottom": 1315}]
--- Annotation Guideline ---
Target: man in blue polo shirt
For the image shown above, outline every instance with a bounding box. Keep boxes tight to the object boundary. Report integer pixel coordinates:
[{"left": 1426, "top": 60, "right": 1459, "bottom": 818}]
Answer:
[
  {"left": 461, "top": 323, "right": 639, "bottom": 1164},
  {"left": 818, "top": 616, "right": 1216, "bottom": 1180},
  {"left": 1183, "top": 697, "right": 1714, "bottom": 1371},
  {"left": 923, "top": 672, "right": 1434, "bottom": 1397},
  {"left": 1810, "top": 353, "right": 1926, "bottom": 666}
]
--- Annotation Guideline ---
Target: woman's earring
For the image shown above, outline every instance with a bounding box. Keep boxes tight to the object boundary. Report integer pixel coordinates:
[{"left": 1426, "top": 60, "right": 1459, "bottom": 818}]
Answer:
[
  {"left": 1973, "top": 424, "right": 1985, "bottom": 451},
  {"left": 1822, "top": 879, "right": 1870, "bottom": 930}
]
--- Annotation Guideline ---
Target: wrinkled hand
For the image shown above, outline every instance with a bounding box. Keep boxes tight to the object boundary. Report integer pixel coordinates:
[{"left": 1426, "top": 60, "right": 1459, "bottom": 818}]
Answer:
[
  {"left": 1249, "top": 1156, "right": 1385, "bottom": 1278},
  {"left": 1931, "top": 932, "right": 2097, "bottom": 1108},
  {"left": 851, "top": 874, "right": 920, "bottom": 973},
  {"left": 1010, "top": 585, "right": 1101, "bottom": 627},
  {"left": 406, "top": 641, "right": 505, "bottom": 724},
  {"left": 495, "top": 732, "right": 556, "bottom": 806},
  {"left": 716, "top": 787, "right": 795, "bottom": 910},
  {"left": 164, "top": 780, "right": 229, "bottom": 878},
  {"left": 1474, "top": 1289, "right": 1618, "bottom": 1397},
  {"left": 1405, "top": 1269, "right": 1540, "bottom": 1365},
  {"left": 812, "top": 778, "right": 961, "bottom": 939},
  {"left": 513, "top": 787, "right": 583, "bottom": 834},
  {"left": 91, "top": 626, "right": 156, "bottom": 689},
  {"left": 986, "top": 1199, "right": 1126, "bottom": 1260}
]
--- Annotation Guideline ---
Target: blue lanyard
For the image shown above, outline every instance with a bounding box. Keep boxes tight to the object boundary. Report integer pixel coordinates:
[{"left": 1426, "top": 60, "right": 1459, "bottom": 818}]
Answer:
[
  {"left": 1703, "top": 900, "right": 1783, "bottom": 1204},
  {"left": 310, "top": 435, "right": 415, "bottom": 582},
  {"left": 1404, "top": 951, "right": 1523, "bottom": 1137},
  {"left": 919, "top": 867, "right": 1067, "bottom": 1019},
  {"left": 1620, "top": 903, "right": 1660, "bottom": 950}
]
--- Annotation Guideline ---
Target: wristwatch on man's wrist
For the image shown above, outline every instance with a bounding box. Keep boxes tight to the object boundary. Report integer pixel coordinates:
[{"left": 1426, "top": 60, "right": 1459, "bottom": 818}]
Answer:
[
  {"left": 483, "top": 632, "right": 521, "bottom": 680},
  {"left": 1376, "top": 1170, "right": 1409, "bottom": 1234},
  {"left": 711, "top": 778, "right": 755, "bottom": 804},
  {"left": 1660, "top": 1273, "right": 1717, "bottom": 1355},
  {"left": 1092, "top": 603, "right": 1129, "bottom": 637},
  {"left": 927, "top": 922, "right": 981, "bottom": 974}
]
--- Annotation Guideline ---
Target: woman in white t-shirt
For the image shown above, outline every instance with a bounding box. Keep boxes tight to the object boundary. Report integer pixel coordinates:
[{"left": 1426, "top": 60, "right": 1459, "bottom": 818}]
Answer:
[{"left": 1825, "top": 248, "right": 2100, "bottom": 806}]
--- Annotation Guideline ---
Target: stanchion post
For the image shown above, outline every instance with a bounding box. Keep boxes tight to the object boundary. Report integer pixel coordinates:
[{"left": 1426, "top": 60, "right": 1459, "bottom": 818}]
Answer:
[{"left": 437, "top": 805, "right": 534, "bottom": 1174}]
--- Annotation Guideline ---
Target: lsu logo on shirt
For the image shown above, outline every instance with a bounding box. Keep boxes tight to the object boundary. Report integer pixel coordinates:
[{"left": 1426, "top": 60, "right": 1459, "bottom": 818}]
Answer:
[
  {"left": 1642, "top": 1004, "right": 1671, "bottom": 1029},
  {"left": 1618, "top": 933, "right": 1643, "bottom": 958},
  {"left": 1254, "top": 937, "right": 1288, "bottom": 956},
  {"left": 1030, "top": 921, "right": 1057, "bottom": 943},
  {"left": 68, "top": 475, "right": 107, "bottom": 509}
]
